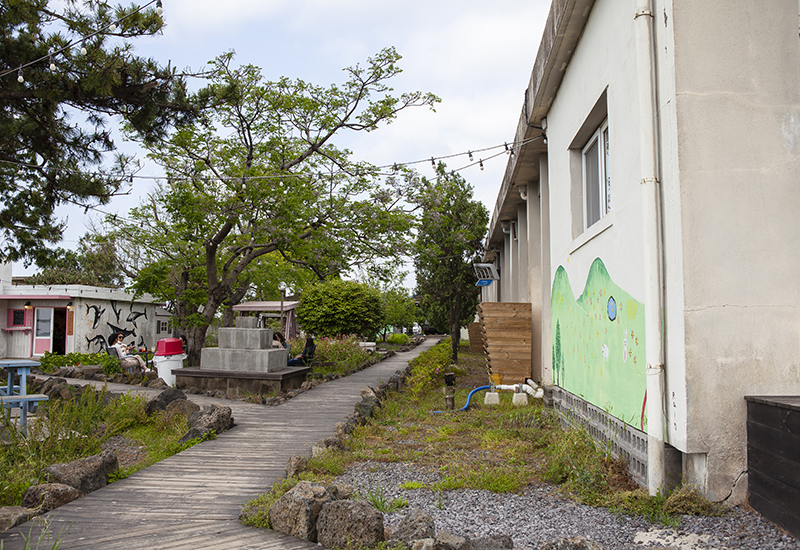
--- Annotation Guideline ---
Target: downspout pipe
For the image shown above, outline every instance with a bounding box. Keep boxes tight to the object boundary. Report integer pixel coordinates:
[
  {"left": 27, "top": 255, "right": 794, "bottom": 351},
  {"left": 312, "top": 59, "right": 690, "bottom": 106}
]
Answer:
[{"left": 634, "top": 0, "right": 666, "bottom": 496}]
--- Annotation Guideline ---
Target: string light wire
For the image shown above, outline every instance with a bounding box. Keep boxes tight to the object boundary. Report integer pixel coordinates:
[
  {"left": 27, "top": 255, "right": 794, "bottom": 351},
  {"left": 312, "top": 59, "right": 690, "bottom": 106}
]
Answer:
[{"left": 0, "top": 0, "right": 164, "bottom": 80}]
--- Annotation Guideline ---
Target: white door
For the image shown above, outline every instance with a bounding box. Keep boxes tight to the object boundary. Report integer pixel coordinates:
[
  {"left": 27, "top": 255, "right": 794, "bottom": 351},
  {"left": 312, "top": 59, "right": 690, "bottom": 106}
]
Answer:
[{"left": 33, "top": 308, "right": 53, "bottom": 356}]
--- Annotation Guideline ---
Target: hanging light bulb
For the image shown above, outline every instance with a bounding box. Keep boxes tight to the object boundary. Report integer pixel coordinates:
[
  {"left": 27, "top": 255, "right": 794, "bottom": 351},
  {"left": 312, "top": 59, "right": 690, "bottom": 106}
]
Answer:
[
  {"left": 109, "top": 21, "right": 118, "bottom": 31},
  {"left": 80, "top": 40, "right": 88, "bottom": 55},
  {"left": 17, "top": 68, "right": 23, "bottom": 83},
  {"left": 156, "top": 0, "right": 163, "bottom": 15},
  {"left": 430, "top": 157, "right": 435, "bottom": 168},
  {"left": 468, "top": 151, "right": 473, "bottom": 161},
  {"left": 49, "top": 55, "right": 56, "bottom": 71},
  {"left": 504, "top": 142, "right": 510, "bottom": 153},
  {"left": 479, "top": 160, "right": 484, "bottom": 171}
]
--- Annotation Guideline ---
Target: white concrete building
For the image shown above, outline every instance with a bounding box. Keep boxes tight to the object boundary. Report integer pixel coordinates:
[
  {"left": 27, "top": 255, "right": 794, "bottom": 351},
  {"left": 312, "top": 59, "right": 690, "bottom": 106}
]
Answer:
[
  {"left": 0, "top": 263, "right": 170, "bottom": 358},
  {"left": 482, "top": 0, "right": 800, "bottom": 503}
]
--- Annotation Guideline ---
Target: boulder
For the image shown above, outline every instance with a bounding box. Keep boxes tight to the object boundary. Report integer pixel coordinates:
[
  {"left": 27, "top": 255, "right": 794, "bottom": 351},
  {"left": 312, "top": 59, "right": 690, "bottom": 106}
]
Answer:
[
  {"left": 21, "top": 483, "right": 80, "bottom": 512},
  {"left": 268, "top": 481, "right": 334, "bottom": 542},
  {"left": 166, "top": 398, "right": 201, "bottom": 417},
  {"left": 392, "top": 507, "right": 436, "bottom": 545},
  {"left": 43, "top": 450, "right": 118, "bottom": 495},
  {"left": 412, "top": 539, "right": 436, "bottom": 550},
  {"left": 312, "top": 435, "right": 344, "bottom": 457},
  {"left": 0, "top": 506, "right": 36, "bottom": 532},
  {"left": 325, "top": 482, "right": 354, "bottom": 500},
  {"left": 317, "top": 500, "right": 384, "bottom": 549},
  {"left": 145, "top": 388, "right": 187, "bottom": 415},
  {"left": 436, "top": 530, "right": 473, "bottom": 550},
  {"left": 539, "top": 537, "right": 604, "bottom": 550},
  {"left": 177, "top": 427, "right": 205, "bottom": 446},
  {"left": 355, "top": 396, "right": 381, "bottom": 419},
  {"left": 285, "top": 455, "right": 308, "bottom": 479},
  {"left": 147, "top": 377, "right": 169, "bottom": 389},
  {"left": 472, "top": 535, "right": 514, "bottom": 550},
  {"left": 187, "top": 404, "right": 234, "bottom": 436}
]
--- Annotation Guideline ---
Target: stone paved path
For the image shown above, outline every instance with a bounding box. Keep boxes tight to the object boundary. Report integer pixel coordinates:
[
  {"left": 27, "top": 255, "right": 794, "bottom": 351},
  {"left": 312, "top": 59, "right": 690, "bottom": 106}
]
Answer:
[{"left": 0, "top": 337, "right": 440, "bottom": 549}]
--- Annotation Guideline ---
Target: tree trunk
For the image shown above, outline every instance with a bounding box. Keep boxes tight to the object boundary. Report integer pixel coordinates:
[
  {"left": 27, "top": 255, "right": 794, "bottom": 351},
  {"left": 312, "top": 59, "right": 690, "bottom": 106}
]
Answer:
[{"left": 186, "top": 325, "right": 208, "bottom": 367}]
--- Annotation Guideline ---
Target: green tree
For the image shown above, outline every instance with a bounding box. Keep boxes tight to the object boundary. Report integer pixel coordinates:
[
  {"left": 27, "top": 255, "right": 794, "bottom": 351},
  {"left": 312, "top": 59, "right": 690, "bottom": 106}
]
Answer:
[
  {"left": 112, "top": 49, "right": 437, "bottom": 364},
  {"left": 297, "top": 279, "right": 385, "bottom": 338},
  {"left": 380, "top": 287, "right": 420, "bottom": 340},
  {"left": 414, "top": 165, "right": 489, "bottom": 363},
  {"left": 26, "top": 233, "right": 125, "bottom": 287},
  {"left": 0, "top": 0, "right": 196, "bottom": 265}
]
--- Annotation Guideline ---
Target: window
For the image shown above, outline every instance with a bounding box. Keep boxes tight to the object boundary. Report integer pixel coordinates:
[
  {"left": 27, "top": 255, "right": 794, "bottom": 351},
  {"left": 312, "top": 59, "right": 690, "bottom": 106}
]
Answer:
[
  {"left": 582, "top": 120, "right": 610, "bottom": 228},
  {"left": 10, "top": 309, "right": 25, "bottom": 326}
]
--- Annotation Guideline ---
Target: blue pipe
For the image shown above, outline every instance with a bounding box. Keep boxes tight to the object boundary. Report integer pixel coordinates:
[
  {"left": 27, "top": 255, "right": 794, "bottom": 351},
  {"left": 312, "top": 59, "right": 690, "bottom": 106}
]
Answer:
[{"left": 432, "top": 385, "right": 491, "bottom": 414}]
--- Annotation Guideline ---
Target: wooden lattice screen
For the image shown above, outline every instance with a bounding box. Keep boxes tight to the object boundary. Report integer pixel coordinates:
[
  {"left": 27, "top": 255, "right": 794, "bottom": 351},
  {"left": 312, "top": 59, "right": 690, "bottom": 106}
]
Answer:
[{"left": 478, "top": 302, "right": 533, "bottom": 384}]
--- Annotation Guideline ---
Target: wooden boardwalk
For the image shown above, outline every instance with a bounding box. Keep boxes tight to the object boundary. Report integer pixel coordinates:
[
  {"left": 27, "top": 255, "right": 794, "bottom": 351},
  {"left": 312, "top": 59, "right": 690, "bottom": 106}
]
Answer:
[{"left": 0, "top": 338, "right": 439, "bottom": 549}]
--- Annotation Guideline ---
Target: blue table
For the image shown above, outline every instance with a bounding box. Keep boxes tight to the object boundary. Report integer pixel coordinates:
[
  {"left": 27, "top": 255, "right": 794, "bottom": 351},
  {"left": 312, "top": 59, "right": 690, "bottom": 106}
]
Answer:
[{"left": 0, "top": 359, "right": 47, "bottom": 433}]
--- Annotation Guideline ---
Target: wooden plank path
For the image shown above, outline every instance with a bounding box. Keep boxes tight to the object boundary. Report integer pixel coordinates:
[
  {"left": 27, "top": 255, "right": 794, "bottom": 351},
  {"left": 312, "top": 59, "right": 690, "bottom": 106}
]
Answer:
[{"left": 0, "top": 337, "right": 440, "bottom": 549}]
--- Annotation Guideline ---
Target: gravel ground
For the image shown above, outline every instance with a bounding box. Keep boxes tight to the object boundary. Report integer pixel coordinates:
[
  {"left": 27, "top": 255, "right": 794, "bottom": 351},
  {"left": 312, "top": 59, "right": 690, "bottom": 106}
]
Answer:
[{"left": 335, "top": 462, "right": 800, "bottom": 550}]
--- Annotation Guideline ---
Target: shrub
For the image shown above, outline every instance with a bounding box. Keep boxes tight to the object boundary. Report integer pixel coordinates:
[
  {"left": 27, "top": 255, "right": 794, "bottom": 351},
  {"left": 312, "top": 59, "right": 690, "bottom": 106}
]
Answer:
[
  {"left": 386, "top": 333, "right": 410, "bottom": 345},
  {"left": 296, "top": 279, "right": 385, "bottom": 338},
  {"left": 288, "top": 334, "right": 371, "bottom": 372},
  {"left": 39, "top": 351, "right": 120, "bottom": 375}
]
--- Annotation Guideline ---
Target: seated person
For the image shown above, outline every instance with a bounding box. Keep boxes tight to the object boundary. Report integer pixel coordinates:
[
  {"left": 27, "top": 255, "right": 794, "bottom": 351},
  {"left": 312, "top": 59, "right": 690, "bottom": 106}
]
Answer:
[
  {"left": 273, "top": 331, "right": 288, "bottom": 349},
  {"left": 109, "top": 332, "right": 146, "bottom": 372},
  {"left": 287, "top": 336, "right": 315, "bottom": 366}
]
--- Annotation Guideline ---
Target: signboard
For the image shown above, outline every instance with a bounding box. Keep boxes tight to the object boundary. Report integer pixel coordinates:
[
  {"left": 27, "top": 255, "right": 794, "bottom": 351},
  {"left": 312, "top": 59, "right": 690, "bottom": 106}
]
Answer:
[{"left": 473, "top": 263, "right": 499, "bottom": 287}]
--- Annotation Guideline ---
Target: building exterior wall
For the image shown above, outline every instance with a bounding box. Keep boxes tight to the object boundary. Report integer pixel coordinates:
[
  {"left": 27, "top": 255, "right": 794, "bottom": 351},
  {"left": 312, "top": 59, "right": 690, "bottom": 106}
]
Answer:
[
  {"left": 0, "top": 283, "right": 165, "bottom": 359},
  {"left": 483, "top": 0, "right": 800, "bottom": 503},
  {"left": 545, "top": 0, "right": 651, "bottom": 432},
  {"left": 669, "top": 0, "right": 800, "bottom": 502}
]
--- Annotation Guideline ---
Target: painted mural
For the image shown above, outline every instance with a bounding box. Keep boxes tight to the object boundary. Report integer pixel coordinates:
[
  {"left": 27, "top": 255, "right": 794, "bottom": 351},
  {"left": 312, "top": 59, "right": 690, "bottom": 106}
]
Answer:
[
  {"left": 81, "top": 300, "right": 154, "bottom": 354},
  {"left": 551, "top": 258, "right": 646, "bottom": 429}
]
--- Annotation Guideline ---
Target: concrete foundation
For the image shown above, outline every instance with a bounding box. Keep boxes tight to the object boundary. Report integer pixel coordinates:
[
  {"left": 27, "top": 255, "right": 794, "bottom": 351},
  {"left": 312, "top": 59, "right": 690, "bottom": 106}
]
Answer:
[{"left": 175, "top": 366, "right": 311, "bottom": 397}]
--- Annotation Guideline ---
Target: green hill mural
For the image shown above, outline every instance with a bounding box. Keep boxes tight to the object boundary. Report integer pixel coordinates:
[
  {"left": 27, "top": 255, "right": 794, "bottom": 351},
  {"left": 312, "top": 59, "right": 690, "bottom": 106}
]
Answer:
[{"left": 551, "top": 258, "right": 647, "bottom": 430}]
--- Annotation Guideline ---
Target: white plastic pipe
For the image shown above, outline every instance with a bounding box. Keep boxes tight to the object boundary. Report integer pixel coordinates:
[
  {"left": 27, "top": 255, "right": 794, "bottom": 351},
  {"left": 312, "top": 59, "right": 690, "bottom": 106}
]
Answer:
[
  {"left": 634, "top": 0, "right": 666, "bottom": 496},
  {"left": 494, "top": 384, "right": 536, "bottom": 395}
]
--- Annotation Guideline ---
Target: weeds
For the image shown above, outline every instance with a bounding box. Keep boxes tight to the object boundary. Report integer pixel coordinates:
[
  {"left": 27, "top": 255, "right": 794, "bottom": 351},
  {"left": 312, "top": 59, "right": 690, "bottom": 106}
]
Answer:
[{"left": 354, "top": 480, "right": 408, "bottom": 513}]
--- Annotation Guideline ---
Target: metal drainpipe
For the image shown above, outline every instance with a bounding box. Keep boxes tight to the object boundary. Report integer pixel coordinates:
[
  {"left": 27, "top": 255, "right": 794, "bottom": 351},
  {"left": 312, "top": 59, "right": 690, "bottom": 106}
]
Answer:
[{"left": 634, "top": 0, "right": 666, "bottom": 496}]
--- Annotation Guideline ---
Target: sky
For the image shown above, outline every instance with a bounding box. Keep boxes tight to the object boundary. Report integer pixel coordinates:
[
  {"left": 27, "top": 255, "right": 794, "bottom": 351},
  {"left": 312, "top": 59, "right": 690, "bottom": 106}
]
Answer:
[{"left": 13, "top": 0, "right": 551, "bottom": 279}]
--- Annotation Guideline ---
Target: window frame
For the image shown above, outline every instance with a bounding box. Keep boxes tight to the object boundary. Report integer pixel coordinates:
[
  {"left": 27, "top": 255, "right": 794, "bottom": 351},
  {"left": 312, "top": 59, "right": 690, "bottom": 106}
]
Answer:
[{"left": 582, "top": 119, "right": 610, "bottom": 230}]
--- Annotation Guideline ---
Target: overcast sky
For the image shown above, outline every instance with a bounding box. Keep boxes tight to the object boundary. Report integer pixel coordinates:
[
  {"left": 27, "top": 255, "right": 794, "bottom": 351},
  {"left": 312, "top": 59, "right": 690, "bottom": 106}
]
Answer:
[{"left": 15, "top": 0, "right": 550, "bottom": 277}]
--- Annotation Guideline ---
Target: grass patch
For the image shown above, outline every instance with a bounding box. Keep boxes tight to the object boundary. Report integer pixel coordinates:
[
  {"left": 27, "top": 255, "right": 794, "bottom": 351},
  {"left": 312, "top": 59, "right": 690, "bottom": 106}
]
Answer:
[{"left": 241, "top": 340, "right": 725, "bottom": 529}]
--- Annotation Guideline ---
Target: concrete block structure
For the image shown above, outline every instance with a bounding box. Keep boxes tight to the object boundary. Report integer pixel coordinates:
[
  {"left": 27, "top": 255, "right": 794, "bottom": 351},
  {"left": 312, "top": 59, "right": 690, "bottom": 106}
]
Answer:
[
  {"left": 480, "top": 0, "right": 800, "bottom": 504},
  {"left": 200, "top": 317, "right": 288, "bottom": 373}
]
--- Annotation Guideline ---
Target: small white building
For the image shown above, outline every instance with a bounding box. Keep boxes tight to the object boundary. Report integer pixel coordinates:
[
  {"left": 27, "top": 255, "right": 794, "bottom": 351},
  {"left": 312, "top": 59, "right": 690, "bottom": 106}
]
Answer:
[
  {"left": 482, "top": 0, "right": 800, "bottom": 504},
  {"left": 0, "top": 263, "right": 170, "bottom": 358}
]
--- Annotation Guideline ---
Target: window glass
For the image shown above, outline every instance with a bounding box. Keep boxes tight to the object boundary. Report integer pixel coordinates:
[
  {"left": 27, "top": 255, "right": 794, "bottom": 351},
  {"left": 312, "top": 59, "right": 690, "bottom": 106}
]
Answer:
[
  {"left": 604, "top": 127, "right": 611, "bottom": 215},
  {"left": 12, "top": 310, "right": 24, "bottom": 326},
  {"left": 35, "top": 309, "right": 52, "bottom": 337},
  {"left": 584, "top": 138, "right": 601, "bottom": 227},
  {"left": 581, "top": 120, "right": 610, "bottom": 230}
]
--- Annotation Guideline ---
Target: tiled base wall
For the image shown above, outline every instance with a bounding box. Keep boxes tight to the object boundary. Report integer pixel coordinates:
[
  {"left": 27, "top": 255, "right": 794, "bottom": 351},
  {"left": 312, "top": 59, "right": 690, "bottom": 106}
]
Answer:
[{"left": 552, "top": 386, "right": 648, "bottom": 487}]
